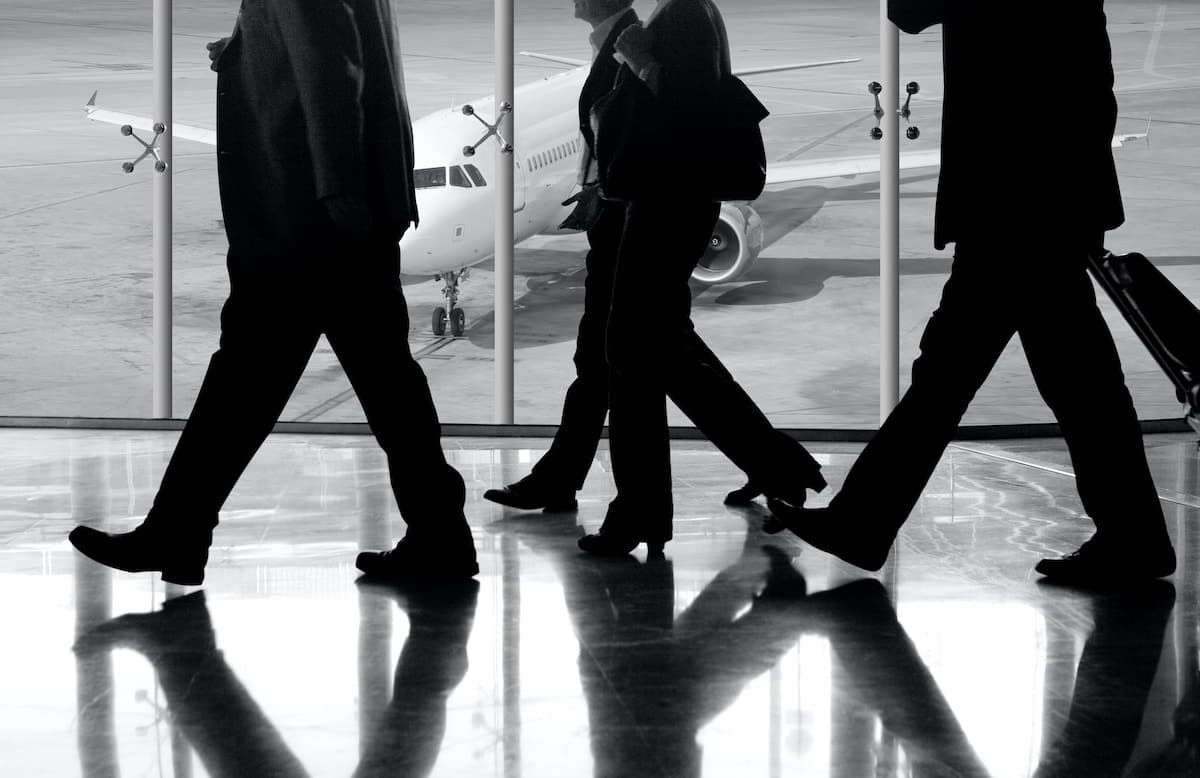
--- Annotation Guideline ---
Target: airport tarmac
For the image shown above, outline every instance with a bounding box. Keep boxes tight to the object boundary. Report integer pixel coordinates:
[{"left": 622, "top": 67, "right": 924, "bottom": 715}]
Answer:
[{"left": 0, "top": 0, "right": 1197, "bottom": 428}]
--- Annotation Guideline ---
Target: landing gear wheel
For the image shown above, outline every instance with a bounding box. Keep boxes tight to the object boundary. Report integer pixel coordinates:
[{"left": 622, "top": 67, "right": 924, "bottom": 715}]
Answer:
[
  {"left": 450, "top": 307, "right": 466, "bottom": 337},
  {"left": 432, "top": 306, "right": 448, "bottom": 336}
]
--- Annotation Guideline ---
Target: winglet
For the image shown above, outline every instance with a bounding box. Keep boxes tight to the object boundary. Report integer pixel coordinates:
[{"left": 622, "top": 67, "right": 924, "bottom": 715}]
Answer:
[{"left": 86, "top": 90, "right": 97, "bottom": 111}]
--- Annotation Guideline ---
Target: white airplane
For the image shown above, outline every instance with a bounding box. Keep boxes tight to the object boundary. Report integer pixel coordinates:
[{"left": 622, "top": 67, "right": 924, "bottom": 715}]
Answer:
[{"left": 85, "top": 58, "right": 1148, "bottom": 336}]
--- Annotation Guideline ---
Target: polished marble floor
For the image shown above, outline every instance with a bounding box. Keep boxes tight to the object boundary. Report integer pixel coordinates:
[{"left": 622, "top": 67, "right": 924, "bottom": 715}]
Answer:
[{"left": 1, "top": 428, "right": 1199, "bottom": 777}]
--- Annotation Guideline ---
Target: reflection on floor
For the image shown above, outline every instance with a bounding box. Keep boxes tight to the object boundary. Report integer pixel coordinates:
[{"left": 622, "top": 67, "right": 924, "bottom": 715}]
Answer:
[{"left": 2, "top": 429, "right": 1199, "bottom": 777}]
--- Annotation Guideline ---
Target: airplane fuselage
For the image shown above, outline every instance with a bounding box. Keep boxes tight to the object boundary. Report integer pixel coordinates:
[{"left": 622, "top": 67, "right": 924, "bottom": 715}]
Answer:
[{"left": 398, "top": 65, "right": 591, "bottom": 278}]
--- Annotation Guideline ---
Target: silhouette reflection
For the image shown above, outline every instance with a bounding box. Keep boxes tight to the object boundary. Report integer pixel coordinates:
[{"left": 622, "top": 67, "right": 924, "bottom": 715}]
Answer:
[
  {"left": 807, "top": 579, "right": 991, "bottom": 778},
  {"left": 491, "top": 516, "right": 988, "bottom": 777},
  {"left": 1128, "top": 664, "right": 1200, "bottom": 777},
  {"left": 1034, "top": 581, "right": 1177, "bottom": 778},
  {"left": 353, "top": 580, "right": 480, "bottom": 778},
  {"left": 490, "top": 515, "right": 806, "bottom": 776},
  {"left": 73, "top": 582, "right": 478, "bottom": 778},
  {"left": 74, "top": 591, "right": 310, "bottom": 778}
]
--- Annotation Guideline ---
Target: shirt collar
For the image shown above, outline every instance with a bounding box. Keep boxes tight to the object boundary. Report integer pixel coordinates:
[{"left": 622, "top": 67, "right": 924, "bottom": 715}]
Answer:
[{"left": 589, "top": 8, "right": 632, "bottom": 57}]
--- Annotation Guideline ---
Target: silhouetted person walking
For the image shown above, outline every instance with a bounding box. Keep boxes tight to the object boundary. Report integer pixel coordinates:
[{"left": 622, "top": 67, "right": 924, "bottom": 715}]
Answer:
[
  {"left": 767, "top": 0, "right": 1176, "bottom": 586},
  {"left": 484, "top": 0, "right": 755, "bottom": 514},
  {"left": 577, "top": 0, "right": 826, "bottom": 557},
  {"left": 69, "top": 0, "right": 477, "bottom": 584}
]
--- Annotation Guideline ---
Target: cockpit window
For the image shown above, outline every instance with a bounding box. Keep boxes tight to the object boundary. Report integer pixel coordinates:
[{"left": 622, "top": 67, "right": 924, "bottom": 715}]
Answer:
[
  {"left": 449, "top": 166, "right": 471, "bottom": 188},
  {"left": 414, "top": 167, "right": 447, "bottom": 189},
  {"left": 464, "top": 164, "right": 487, "bottom": 187}
]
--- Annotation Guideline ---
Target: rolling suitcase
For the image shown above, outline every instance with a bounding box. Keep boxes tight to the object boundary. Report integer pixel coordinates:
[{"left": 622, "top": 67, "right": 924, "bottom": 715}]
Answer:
[{"left": 1087, "top": 250, "right": 1200, "bottom": 435}]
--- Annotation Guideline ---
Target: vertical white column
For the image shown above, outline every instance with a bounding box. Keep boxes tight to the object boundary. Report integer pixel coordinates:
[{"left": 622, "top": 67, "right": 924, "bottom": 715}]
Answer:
[
  {"left": 153, "top": 0, "right": 173, "bottom": 418},
  {"left": 494, "top": 0, "right": 515, "bottom": 424},
  {"left": 880, "top": 1, "right": 900, "bottom": 423}
]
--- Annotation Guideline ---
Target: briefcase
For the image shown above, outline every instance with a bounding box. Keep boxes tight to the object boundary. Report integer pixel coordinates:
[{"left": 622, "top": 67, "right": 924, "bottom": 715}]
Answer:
[{"left": 1087, "top": 250, "right": 1200, "bottom": 434}]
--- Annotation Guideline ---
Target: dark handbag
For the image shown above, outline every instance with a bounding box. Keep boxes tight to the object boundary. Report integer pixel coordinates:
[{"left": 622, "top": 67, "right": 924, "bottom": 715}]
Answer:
[{"left": 591, "top": 67, "right": 769, "bottom": 202}]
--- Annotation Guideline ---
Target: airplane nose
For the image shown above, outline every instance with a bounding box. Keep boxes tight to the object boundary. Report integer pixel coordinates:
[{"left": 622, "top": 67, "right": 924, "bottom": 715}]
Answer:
[{"left": 400, "top": 225, "right": 432, "bottom": 256}]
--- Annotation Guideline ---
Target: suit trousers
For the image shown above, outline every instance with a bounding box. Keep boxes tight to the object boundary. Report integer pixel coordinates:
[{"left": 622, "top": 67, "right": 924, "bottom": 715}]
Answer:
[
  {"left": 529, "top": 200, "right": 750, "bottom": 491},
  {"left": 149, "top": 239, "right": 467, "bottom": 541},
  {"left": 831, "top": 238, "right": 1169, "bottom": 549},
  {"left": 601, "top": 199, "right": 823, "bottom": 541},
  {"left": 527, "top": 200, "right": 624, "bottom": 490}
]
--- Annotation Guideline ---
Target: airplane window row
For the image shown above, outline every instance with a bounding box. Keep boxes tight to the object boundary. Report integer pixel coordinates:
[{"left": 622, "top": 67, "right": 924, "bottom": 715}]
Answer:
[
  {"left": 527, "top": 138, "right": 582, "bottom": 172},
  {"left": 413, "top": 164, "right": 487, "bottom": 190}
]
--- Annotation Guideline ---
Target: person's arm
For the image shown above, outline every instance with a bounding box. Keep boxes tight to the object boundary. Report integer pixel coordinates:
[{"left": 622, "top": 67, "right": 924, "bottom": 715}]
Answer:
[
  {"left": 206, "top": 37, "right": 233, "bottom": 72},
  {"left": 614, "top": 1, "right": 720, "bottom": 107},
  {"left": 270, "top": 0, "right": 367, "bottom": 204},
  {"left": 612, "top": 23, "right": 659, "bottom": 93}
]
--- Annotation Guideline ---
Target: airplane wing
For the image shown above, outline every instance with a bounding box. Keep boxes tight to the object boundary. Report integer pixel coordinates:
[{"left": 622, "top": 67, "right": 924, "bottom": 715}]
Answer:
[
  {"left": 519, "top": 51, "right": 862, "bottom": 75},
  {"left": 733, "top": 58, "right": 862, "bottom": 77},
  {"left": 519, "top": 51, "right": 588, "bottom": 68},
  {"left": 765, "top": 127, "right": 1145, "bottom": 186},
  {"left": 85, "top": 91, "right": 216, "bottom": 146},
  {"left": 764, "top": 149, "right": 942, "bottom": 186}
]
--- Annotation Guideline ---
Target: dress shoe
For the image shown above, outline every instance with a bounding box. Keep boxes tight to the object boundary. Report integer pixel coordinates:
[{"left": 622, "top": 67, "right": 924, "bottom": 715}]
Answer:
[
  {"left": 69, "top": 522, "right": 212, "bottom": 585},
  {"left": 577, "top": 531, "right": 665, "bottom": 558},
  {"left": 483, "top": 478, "right": 578, "bottom": 512},
  {"left": 356, "top": 536, "right": 479, "bottom": 581},
  {"left": 1035, "top": 535, "right": 1175, "bottom": 586},
  {"left": 723, "top": 481, "right": 762, "bottom": 506},
  {"left": 762, "top": 502, "right": 892, "bottom": 572},
  {"left": 727, "top": 468, "right": 828, "bottom": 508}
]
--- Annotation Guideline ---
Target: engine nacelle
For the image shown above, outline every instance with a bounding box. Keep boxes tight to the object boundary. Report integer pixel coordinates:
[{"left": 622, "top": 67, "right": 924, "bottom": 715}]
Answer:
[{"left": 691, "top": 202, "right": 764, "bottom": 285}]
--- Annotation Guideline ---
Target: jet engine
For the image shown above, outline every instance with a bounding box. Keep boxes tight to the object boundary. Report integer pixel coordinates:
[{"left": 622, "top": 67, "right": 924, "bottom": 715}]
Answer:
[{"left": 691, "top": 202, "right": 765, "bottom": 285}]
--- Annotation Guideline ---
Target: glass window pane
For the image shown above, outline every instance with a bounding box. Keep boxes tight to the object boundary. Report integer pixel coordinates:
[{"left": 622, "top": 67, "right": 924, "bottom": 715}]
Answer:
[
  {"left": 449, "top": 166, "right": 472, "bottom": 187},
  {"left": 513, "top": 3, "right": 882, "bottom": 428},
  {"left": 898, "top": 2, "right": 1200, "bottom": 427},
  {"left": 0, "top": 4, "right": 159, "bottom": 417},
  {"left": 464, "top": 164, "right": 487, "bottom": 187},
  {"left": 414, "top": 167, "right": 448, "bottom": 188}
]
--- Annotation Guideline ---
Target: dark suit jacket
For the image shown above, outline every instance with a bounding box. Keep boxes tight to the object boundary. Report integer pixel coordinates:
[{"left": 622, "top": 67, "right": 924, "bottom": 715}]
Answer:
[
  {"left": 889, "top": 0, "right": 1123, "bottom": 249},
  {"left": 579, "top": 9, "right": 640, "bottom": 164},
  {"left": 215, "top": 0, "right": 418, "bottom": 264},
  {"left": 592, "top": 0, "right": 732, "bottom": 197}
]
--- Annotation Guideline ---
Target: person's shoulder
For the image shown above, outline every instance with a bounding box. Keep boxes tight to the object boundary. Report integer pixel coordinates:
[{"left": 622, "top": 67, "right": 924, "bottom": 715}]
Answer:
[{"left": 677, "top": 0, "right": 722, "bottom": 25}]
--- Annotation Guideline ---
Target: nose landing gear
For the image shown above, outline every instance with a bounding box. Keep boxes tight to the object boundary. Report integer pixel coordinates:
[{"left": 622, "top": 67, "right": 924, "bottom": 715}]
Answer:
[
  {"left": 431, "top": 306, "right": 466, "bottom": 337},
  {"left": 432, "top": 269, "right": 469, "bottom": 337}
]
